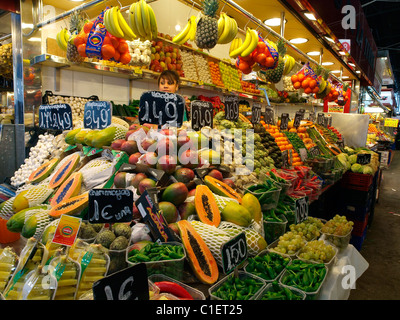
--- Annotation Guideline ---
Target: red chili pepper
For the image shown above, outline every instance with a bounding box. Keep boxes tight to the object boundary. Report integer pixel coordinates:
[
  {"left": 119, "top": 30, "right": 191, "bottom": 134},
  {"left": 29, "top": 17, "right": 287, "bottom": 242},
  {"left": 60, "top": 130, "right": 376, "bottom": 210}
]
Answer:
[
  {"left": 311, "top": 176, "right": 318, "bottom": 181},
  {"left": 154, "top": 281, "right": 194, "bottom": 300}
]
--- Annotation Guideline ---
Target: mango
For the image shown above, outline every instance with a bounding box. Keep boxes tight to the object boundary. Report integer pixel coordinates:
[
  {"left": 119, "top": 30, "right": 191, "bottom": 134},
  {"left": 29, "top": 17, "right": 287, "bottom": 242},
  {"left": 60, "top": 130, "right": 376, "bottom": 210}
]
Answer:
[
  {"left": 241, "top": 193, "right": 262, "bottom": 225},
  {"left": 221, "top": 202, "right": 252, "bottom": 227},
  {"left": 158, "top": 201, "right": 179, "bottom": 224},
  {"left": 161, "top": 182, "right": 188, "bottom": 207}
]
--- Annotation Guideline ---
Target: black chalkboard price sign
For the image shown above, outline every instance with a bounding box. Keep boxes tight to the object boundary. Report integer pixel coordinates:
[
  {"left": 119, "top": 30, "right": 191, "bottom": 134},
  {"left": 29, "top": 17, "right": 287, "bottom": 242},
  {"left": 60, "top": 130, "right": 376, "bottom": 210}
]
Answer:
[
  {"left": 139, "top": 91, "right": 185, "bottom": 127},
  {"left": 221, "top": 232, "right": 247, "bottom": 275},
  {"left": 308, "top": 111, "right": 315, "bottom": 122},
  {"left": 251, "top": 103, "right": 262, "bottom": 124},
  {"left": 224, "top": 95, "right": 239, "bottom": 121},
  {"left": 92, "top": 263, "right": 149, "bottom": 300},
  {"left": 88, "top": 189, "right": 134, "bottom": 223},
  {"left": 317, "top": 113, "right": 325, "bottom": 126},
  {"left": 190, "top": 100, "right": 214, "bottom": 131},
  {"left": 293, "top": 111, "right": 303, "bottom": 128},
  {"left": 356, "top": 153, "right": 371, "bottom": 165},
  {"left": 295, "top": 196, "right": 309, "bottom": 224},
  {"left": 84, "top": 101, "right": 112, "bottom": 129},
  {"left": 280, "top": 113, "right": 289, "bottom": 131},
  {"left": 39, "top": 104, "right": 73, "bottom": 130},
  {"left": 264, "top": 107, "right": 275, "bottom": 125}
]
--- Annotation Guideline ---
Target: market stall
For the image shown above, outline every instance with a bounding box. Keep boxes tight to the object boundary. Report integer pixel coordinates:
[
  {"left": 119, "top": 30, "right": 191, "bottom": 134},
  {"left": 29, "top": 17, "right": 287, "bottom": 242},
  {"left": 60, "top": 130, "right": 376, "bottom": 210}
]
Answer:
[{"left": 0, "top": 0, "right": 378, "bottom": 301}]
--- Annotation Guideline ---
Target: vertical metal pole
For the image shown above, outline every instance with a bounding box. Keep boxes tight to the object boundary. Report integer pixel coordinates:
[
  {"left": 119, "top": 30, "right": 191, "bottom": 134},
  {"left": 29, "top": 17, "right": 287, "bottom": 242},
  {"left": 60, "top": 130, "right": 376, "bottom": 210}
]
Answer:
[
  {"left": 280, "top": 12, "right": 285, "bottom": 37},
  {"left": 11, "top": 13, "right": 24, "bottom": 125},
  {"left": 319, "top": 48, "right": 323, "bottom": 65}
]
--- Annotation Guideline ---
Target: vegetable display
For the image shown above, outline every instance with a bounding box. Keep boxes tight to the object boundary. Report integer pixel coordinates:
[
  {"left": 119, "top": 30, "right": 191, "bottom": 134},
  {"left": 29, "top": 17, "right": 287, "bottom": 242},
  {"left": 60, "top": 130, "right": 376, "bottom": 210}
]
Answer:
[{"left": 245, "top": 251, "right": 290, "bottom": 281}]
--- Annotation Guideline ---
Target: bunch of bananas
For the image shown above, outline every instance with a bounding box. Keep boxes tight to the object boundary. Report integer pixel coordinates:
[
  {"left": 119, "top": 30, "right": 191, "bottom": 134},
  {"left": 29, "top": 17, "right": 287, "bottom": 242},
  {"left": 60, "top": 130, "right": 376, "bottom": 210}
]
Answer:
[
  {"left": 229, "top": 38, "right": 243, "bottom": 58},
  {"left": 172, "top": 16, "right": 196, "bottom": 45},
  {"left": 229, "top": 28, "right": 258, "bottom": 58},
  {"left": 282, "top": 54, "right": 295, "bottom": 75},
  {"left": 217, "top": 13, "right": 238, "bottom": 44},
  {"left": 103, "top": 6, "right": 136, "bottom": 41},
  {"left": 128, "top": 0, "right": 158, "bottom": 41},
  {"left": 56, "top": 28, "right": 70, "bottom": 51}
]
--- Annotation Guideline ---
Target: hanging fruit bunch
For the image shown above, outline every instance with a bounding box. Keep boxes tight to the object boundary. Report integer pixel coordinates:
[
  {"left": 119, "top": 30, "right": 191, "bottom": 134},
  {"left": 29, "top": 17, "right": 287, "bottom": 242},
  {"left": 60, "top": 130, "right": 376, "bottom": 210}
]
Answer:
[
  {"left": 128, "top": 0, "right": 158, "bottom": 41},
  {"left": 334, "top": 82, "right": 350, "bottom": 106},
  {"left": 262, "top": 39, "right": 287, "bottom": 83},
  {"left": 217, "top": 12, "right": 238, "bottom": 44},
  {"left": 324, "top": 79, "right": 339, "bottom": 102},
  {"left": 290, "top": 62, "right": 320, "bottom": 95},
  {"left": 314, "top": 66, "right": 331, "bottom": 100}
]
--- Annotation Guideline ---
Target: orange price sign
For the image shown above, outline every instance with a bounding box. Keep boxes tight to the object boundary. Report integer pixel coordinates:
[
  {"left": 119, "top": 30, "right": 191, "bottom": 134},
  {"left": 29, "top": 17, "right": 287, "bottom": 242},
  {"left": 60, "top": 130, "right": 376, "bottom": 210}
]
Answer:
[{"left": 52, "top": 215, "right": 82, "bottom": 246}]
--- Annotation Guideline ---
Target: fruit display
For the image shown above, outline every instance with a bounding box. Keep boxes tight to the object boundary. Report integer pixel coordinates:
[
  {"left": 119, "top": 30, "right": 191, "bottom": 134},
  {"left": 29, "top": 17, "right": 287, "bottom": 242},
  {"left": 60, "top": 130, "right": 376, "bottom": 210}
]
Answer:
[
  {"left": 180, "top": 49, "right": 197, "bottom": 79},
  {"left": 11, "top": 133, "right": 64, "bottom": 187},
  {"left": 149, "top": 40, "right": 184, "bottom": 75},
  {"left": 290, "top": 62, "right": 321, "bottom": 95},
  {"left": 321, "top": 215, "right": 354, "bottom": 249},
  {"left": 0, "top": 43, "right": 13, "bottom": 79},
  {"left": 208, "top": 60, "right": 224, "bottom": 87},
  {"left": 219, "top": 61, "right": 242, "bottom": 91},
  {"left": 128, "top": 0, "right": 158, "bottom": 41},
  {"left": 193, "top": 53, "right": 213, "bottom": 84},
  {"left": 0, "top": 247, "right": 18, "bottom": 293},
  {"left": 297, "top": 240, "right": 337, "bottom": 264},
  {"left": 127, "top": 39, "right": 152, "bottom": 66},
  {"left": 270, "top": 231, "right": 306, "bottom": 256}
]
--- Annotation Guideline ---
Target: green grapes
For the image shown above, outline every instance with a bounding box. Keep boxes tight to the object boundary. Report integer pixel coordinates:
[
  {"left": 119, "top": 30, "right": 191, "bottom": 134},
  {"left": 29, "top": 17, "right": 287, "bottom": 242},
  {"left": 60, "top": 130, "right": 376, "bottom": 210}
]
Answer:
[
  {"left": 298, "top": 240, "right": 336, "bottom": 263},
  {"left": 321, "top": 215, "right": 354, "bottom": 236},
  {"left": 272, "top": 231, "right": 306, "bottom": 255},
  {"left": 289, "top": 221, "right": 320, "bottom": 241}
]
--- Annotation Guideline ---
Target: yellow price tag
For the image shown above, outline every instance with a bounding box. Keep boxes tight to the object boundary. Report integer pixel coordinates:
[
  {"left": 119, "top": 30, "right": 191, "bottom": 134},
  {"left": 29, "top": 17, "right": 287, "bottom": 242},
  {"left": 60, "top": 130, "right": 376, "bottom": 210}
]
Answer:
[
  {"left": 384, "top": 118, "right": 399, "bottom": 128},
  {"left": 134, "top": 67, "right": 143, "bottom": 75}
]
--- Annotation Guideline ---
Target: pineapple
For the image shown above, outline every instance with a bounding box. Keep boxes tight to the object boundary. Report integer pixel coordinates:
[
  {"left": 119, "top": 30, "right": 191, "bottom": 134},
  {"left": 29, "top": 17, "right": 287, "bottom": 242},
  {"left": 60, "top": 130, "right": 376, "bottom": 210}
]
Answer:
[
  {"left": 264, "top": 40, "right": 286, "bottom": 83},
  {"left": 67, "top": 11, "right": 85, "bottom": 63},
  {"left": 195, "top": 0, "right": 219, "bottom": 49}
]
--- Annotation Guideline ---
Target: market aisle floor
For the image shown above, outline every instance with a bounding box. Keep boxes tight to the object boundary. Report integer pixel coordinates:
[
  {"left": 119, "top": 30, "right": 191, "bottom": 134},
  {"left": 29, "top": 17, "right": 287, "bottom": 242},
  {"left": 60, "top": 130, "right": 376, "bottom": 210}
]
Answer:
[{"left": 349, "top": 150, "right": 400, "bottom": 300}]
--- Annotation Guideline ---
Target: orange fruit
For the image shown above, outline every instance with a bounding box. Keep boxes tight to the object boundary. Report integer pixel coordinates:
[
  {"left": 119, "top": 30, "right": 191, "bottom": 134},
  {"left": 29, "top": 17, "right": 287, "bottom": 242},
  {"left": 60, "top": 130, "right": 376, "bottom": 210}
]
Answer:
[
  {"left": 291, "top": 74, "right": 298, "bottom": 83},
  {"left": 304, "top": 87, "right": 312, "bottom": 94},
  {"left": 83, "top": 21, "right": 94, "bottom": 34},
  {"left": 309, "top": 79, "right": 317, "bottom": 89},
  {"left": 77, "top": 44, "right": 87, "bottom": 57},
  {"left": 312, "top": 87, "right": 319, "bottom": 94},
  {"left": 117, "top": 42, "right": 129, "bottom": 54},
  {"left": 119, "top": 52, "right": 132, "bottom": 65},
  {"left": 113, "top": 50, "right": 120, "bottom": 62},
  {"left": 302, "top": 78, "right": 310, "bottom": 89},
  {"left": 265, "top": 57, "right": 275, "bottom": 67},
  {"left": 293, "top": 82, "right": 301, "bottom": 89},
  {"left": 103, "top": 36, "right": 112, "bottom": 46},
  {"left": 73, "top": 35, "right": 85, "bottom": 47},
  {"left": 101, "top": 44, "right": 115, "bottom": 60},
  {"left": 297, "top": 73, "right": 305, "bottom": 82}
]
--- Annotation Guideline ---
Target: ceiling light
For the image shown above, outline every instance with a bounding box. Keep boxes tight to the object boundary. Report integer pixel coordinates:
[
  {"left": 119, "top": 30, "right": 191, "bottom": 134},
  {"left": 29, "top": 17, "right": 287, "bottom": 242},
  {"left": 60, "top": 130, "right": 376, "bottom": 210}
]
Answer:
[
  {"left": 348, "top": 62, "right": 355, "bottom": 67},
  {"left": 21, "top": 23, "right": 33, "bottom": 29},
  {"left": 307, "top": 51, "right": 320, "bottom": 56},
  {"left": 341, "top": 76, "right": 349, "bottom": 79},
  {"left": 339, "top": 51, "right": 346, "bottom": 55},
  {"left": 356, "top": 70, "right": 361, "bottom": 74},
  {"left": 28, "top": 37, "right": 41, "bottom": 42},
  {"left": 304, "top": 12, "right": 317, "bottom": 21},
  {"left": 331, "top": 70, "right": 341, "bottom": 73},
  {"left": 324, "top": 36, "right": 335, "bottom": 43},
  {"left": 289, "top": 38, "right": 308, "bottom": 44},
  {"left": 264, "top": 18, "right": 286, "bottom": 26},
  {"left": 175, "top": 24, "right": 181, "bottom": 32},
  {"left": 69, "top": 0, "right": 84, "bottom": 2},
  {"left": 322, "top": 62, "right": 334, "bottom": 66}
]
